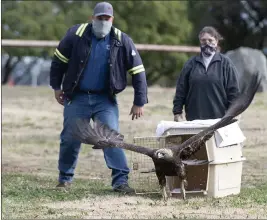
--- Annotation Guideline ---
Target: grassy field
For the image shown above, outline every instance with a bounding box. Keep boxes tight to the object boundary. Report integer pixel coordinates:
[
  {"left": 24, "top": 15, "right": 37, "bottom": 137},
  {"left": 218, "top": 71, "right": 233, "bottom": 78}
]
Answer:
[{"left": 2, "top": 85, "right": 267, "bottom": 219}]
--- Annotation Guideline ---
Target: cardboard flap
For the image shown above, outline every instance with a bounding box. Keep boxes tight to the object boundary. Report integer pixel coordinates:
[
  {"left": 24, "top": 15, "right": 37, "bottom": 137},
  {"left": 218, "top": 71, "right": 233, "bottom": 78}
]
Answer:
[{"left": 214, "top": 122, "right": 246, "bottom": 148}]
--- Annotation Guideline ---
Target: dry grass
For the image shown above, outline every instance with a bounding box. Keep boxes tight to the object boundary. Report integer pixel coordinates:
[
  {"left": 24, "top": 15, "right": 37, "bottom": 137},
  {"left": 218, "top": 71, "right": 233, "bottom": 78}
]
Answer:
[{"left": 2, "top": 85, "right": 267, "bottom": 219}]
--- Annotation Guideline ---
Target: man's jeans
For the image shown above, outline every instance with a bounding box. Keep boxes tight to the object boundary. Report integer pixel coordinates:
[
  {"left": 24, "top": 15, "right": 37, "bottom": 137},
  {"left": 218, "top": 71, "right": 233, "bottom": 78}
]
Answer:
[{"left": 58, "top": 92, "right": 130, "bottom": 188}]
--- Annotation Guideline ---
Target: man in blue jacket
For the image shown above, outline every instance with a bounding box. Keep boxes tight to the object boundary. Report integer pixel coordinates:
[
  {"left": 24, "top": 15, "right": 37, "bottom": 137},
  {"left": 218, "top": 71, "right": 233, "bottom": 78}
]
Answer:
[{"left": 50, "top": 2, "right": 148, "bottom": 193}]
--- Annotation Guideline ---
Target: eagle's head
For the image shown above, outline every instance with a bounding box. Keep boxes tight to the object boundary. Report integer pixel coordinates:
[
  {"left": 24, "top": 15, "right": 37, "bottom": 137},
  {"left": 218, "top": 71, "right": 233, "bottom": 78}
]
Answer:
[{"left": 155, "top": 148, "right": 174, "bottom": 160}]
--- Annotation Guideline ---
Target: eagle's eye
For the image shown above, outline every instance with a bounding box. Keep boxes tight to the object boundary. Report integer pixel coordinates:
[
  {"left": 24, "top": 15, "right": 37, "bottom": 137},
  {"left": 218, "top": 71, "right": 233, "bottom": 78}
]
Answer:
[{"left": 157, "top": 152, "right": 164, "bottom": 158}]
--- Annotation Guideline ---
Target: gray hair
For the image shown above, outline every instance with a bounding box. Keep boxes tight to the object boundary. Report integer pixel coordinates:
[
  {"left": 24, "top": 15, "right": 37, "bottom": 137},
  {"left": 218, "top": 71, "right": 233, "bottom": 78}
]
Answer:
[{"left": 198, "top": 26, "right": 224, "bottom": 41}]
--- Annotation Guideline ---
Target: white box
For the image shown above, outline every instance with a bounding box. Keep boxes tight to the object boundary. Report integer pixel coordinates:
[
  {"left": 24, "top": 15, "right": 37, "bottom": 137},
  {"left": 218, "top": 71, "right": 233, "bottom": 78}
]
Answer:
[{"left": 156, "top": 119, "right": 246, "bottom": 198}]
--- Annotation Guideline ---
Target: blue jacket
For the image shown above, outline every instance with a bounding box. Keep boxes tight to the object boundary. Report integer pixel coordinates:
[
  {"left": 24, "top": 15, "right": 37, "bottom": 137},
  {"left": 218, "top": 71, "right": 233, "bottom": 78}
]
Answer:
[{"left": 50, "top": 23, "right": 148, "bottom": 106}]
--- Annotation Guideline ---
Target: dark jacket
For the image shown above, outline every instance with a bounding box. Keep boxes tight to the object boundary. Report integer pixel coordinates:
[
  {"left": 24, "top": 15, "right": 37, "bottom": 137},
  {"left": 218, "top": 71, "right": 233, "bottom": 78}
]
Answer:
[
  {"left": 50, "top": 23, "right": 148, "bottom": 106},
  {"left": 173, "top": 52, "right": 240, "bottom": 121}
]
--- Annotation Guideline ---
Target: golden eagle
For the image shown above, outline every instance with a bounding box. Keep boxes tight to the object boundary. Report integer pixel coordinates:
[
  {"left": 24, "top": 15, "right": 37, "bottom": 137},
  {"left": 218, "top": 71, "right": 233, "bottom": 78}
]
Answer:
[{"left": 70, "top": 73, "right": 261, "bottom": 200}]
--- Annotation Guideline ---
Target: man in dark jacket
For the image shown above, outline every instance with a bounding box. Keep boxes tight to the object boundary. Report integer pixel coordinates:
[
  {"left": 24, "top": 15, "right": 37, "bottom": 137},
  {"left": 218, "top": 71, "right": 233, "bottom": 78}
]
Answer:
[{"left": 50, "top": 2, "right": 148, "bottom": 193}]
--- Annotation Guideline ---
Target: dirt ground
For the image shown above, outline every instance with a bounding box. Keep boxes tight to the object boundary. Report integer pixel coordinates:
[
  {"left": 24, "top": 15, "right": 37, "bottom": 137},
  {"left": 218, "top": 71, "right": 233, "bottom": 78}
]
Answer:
[
  {"left": 43, "top": 195, "right": 267, "bottom": 219},
  {"left": 2, "top": 86, "right": 267, "bottom": 219}
]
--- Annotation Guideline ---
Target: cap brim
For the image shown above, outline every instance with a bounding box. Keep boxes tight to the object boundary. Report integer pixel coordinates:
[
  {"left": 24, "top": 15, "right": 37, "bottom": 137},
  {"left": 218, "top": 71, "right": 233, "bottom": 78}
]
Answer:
[{"left": 94, "top": 13, "right": 113, "bottom": 17}]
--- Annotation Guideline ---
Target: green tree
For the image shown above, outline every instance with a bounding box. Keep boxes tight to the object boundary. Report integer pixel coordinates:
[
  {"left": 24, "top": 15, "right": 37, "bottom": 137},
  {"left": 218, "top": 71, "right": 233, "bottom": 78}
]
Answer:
[
  {"left": 112, "top": 1, "right": 193, "bottom": 85},
  {"left": 187, "top": 0, "right": 267, "bottom": 52},
  {"left": 2, "top": 1, "right": 194, "bottom": 86},
  {"left": 2, "top": 1, "right": 69, "bottom": 56}
]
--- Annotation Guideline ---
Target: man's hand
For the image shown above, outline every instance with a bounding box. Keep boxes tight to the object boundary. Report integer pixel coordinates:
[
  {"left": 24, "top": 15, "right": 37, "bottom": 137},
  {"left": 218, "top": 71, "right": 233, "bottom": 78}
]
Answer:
[
  {"left": 129, "top": 105, "right": 144, "bottom": 120},
  {"left": 174, "top": 114, "right": 184, "bottom": 122},
  {"left": 54, "top": 90, "right": 64, "bottom": 105}
]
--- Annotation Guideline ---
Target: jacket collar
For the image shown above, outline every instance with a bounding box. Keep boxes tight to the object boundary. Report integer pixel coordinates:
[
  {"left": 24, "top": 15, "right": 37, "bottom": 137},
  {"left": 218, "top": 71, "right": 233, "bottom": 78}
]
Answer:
[
  {"left": 195, "top": 52, "right": 222, "bottom": 64},
  {"left": 110, "top": 26, "right": 122, "bottom": 46}
]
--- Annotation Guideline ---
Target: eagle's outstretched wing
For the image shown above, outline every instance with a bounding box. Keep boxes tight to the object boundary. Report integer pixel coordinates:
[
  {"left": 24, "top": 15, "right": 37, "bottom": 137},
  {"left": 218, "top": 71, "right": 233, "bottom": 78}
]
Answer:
[
  {"left": 70, "top": 118, "right": 155, "bottom": 157},
  {"left": 70, "top": 118, "right": 124, "bottom": 146},
  {"left": 171, "top": 71, "right": 262, "bottom": 157}
]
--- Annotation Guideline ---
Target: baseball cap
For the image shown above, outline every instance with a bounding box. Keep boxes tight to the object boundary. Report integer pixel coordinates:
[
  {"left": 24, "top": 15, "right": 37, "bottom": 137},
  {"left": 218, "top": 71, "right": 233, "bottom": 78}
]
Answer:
[{"left": 93, "top": 2, "right": 113, "bottom": 17}]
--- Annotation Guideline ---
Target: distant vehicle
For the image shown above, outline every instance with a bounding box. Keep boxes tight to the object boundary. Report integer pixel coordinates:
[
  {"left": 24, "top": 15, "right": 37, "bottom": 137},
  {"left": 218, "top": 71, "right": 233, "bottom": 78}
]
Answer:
[
  {"left": 1, "top": 54, "right": 19, "bottom": 84},
  {"left": 7, "top": 56, "right": 52, "bottom": 86},
  {"left": 36, "top": 59, "right": 51, "bottom": 86}
]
